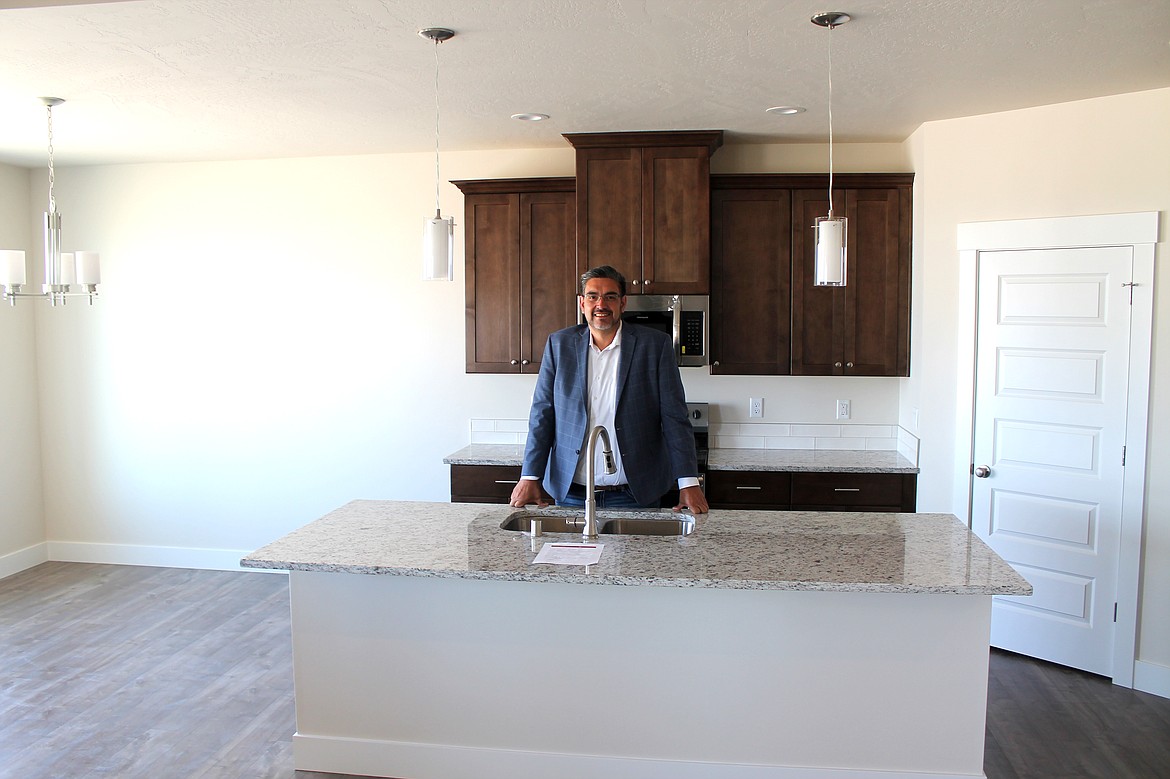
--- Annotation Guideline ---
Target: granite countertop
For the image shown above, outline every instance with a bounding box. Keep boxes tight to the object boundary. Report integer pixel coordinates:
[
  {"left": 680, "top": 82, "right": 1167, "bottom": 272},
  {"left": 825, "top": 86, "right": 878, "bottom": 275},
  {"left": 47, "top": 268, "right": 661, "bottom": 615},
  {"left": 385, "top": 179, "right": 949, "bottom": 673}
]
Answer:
[
  {"left": 443, "top": 444, "right": 918, "bottom": 474},
  {"left": 241, "top": 500, "right": 1029, "bottom": 596}
]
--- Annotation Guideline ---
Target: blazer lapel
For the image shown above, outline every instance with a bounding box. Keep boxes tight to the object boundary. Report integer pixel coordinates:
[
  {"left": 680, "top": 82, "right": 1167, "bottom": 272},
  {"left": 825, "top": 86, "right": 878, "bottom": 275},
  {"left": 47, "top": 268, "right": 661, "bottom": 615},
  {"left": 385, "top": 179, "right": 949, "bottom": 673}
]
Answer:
[{"left": 616, "top": 323, "right": 635, "bottom": 400}]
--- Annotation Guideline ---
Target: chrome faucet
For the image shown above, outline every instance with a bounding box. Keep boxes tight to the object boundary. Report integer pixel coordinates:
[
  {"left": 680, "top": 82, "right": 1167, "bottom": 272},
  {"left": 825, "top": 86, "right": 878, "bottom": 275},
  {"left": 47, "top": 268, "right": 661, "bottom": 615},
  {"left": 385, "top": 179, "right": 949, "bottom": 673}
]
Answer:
[{"left": 583, "top": 425, "right": 617, "bottom": 539}]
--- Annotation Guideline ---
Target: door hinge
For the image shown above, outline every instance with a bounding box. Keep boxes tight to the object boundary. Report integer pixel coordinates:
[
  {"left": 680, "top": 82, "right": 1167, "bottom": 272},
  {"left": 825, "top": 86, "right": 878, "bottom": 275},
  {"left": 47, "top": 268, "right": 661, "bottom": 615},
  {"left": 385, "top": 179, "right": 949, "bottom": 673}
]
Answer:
[{"left": 1114, "top": 602, "right": 1118, "bottom": 622}]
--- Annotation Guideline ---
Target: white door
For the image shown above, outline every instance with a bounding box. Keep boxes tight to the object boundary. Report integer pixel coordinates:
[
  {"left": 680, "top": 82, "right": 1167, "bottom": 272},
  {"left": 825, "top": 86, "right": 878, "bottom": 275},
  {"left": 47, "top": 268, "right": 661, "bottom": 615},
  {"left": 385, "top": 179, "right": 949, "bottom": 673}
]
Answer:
[{"left": 971, "top": 246, "right": 1133, "bottom": 676}]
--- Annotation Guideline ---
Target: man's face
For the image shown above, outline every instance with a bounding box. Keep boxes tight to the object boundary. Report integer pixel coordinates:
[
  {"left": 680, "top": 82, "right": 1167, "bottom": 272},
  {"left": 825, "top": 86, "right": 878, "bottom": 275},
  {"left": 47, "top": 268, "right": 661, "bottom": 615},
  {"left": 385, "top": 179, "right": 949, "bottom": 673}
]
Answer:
[{"left": 579, "top": 277, "right": 627, "bottom": 334}]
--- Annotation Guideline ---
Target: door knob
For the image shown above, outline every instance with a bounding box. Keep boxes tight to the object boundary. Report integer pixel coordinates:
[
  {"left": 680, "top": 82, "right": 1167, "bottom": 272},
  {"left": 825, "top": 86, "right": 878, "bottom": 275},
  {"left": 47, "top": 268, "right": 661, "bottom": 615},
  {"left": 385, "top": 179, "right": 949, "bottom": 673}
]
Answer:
[
  {"left": 631, "top": 279, "right": 640, "bottom": 286},
  {"left": 974, "top": 465, "right": 991, "bottom": 478},
  {"left": 510, "top": 360, "right": 519, "bottom": 366},
  {"left": 521, "top": 359, "right": 530, "bottom": 366}
]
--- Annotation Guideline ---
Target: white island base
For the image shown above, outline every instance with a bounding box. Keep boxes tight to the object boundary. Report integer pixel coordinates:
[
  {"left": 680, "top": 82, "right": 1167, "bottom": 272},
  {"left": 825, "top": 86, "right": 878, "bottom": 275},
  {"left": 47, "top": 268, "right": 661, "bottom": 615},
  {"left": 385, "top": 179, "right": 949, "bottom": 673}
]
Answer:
[{"left": 289, "top": 570, "right": 993, "bottom": 779}]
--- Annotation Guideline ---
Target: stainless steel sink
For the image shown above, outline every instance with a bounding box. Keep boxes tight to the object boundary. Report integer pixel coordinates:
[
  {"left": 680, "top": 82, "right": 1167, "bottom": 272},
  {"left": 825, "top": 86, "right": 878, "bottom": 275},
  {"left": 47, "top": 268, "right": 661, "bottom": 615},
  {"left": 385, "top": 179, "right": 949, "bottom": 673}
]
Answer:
[
  {"left": 499, "top": 512, "right": 584, "bottom": 534},
  {"left": 500, "top": 510, "right": 695, "bottom": 537}
]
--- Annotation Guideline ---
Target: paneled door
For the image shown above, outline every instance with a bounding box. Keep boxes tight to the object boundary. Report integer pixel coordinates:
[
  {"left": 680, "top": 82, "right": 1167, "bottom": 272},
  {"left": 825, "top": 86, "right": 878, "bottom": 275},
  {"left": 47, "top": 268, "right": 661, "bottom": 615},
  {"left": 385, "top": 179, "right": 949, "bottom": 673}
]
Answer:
[{"left": 971, "top": 246, "right": 1135, "bottom": 676}]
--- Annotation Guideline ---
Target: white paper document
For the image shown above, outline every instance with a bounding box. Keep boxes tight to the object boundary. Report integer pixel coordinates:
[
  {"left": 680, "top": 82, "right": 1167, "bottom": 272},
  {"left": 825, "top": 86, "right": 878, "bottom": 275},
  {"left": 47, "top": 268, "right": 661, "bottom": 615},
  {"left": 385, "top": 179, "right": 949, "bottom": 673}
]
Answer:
[{"left": 533, "top": 542, "right": 604, "bottom": 566}]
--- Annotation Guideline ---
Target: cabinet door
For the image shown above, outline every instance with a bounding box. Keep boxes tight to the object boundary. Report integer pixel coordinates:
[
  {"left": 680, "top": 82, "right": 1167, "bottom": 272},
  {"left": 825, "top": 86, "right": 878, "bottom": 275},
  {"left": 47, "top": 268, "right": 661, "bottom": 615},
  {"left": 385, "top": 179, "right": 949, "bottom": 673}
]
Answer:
[
  {"left": 575, "top": 147, "right": 642, "bottom": 287},
  {"left": 845, "top": 188, "right": 910, "bottom": 377},
  {"left": 521, "top": 192, "right": 577, "bottom": 372},
  {"left": 465, "top": 194, "right": 522, "bottom": 373},
  {"left": 710, "top": 189, "right": 791, "bottom": 374},
  {"left": 641, "top": 146, "right": 711, "bottom": 294},
  {"left": 451, "top": 464, "right": 553, "bottom": 504},
  {"left": 791, "top": 188, "right": 910, "bottom": 376}
]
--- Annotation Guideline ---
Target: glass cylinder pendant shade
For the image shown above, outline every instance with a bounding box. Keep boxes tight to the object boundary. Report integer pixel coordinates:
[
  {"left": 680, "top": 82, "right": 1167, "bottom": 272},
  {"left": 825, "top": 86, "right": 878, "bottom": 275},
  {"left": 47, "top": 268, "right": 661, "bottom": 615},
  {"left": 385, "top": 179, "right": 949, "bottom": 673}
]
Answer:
[
  {"left": 814, "top": 216, "right": 848, "bottom": 287},
  {"left": 75, "top": 251, "right": 101, "bottom": 285},
  {"left": 423, "top": 214, "right": 454, "bottom": 281},
  {"left": 1, "top": 250, "right": 27, "bottom": 287}
]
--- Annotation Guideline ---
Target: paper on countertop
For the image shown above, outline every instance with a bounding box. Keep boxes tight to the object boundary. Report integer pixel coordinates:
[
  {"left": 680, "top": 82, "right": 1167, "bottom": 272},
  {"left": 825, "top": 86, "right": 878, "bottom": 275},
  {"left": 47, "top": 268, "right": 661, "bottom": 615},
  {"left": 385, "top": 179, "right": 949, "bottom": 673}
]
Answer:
[{"left": 533, "top": 542, "right": 604, "bottom": 566}]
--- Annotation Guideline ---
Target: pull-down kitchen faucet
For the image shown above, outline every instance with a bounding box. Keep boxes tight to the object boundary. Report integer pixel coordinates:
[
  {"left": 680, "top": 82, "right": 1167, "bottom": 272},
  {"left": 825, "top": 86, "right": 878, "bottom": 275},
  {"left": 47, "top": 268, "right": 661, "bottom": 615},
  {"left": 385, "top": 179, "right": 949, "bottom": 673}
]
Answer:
[{"left": 583, "top": 425, "right": 617, "bottom": 539}]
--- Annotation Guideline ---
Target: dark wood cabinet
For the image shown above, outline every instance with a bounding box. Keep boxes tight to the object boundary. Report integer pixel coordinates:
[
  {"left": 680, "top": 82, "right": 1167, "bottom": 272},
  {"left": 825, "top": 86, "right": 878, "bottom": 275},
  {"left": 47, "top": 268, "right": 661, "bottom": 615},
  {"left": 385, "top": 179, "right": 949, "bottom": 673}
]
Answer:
[
  {"left": 791, "top": 184, "right": 911, "bottom": 376},
  {"left": 566, "top": 131, "right": 722, "bottom": 295},
  {"left": 710, "top": 174, "right": 912, "bottom": 377},
  {"left": 789, "top": 472, "right": 917, "bottom": 512},
  {"left": 456, "top": 178, "right": 576, "bottom": 374},
  {"left": 704, "top": 470, "right": 792, "bottom": 510},
  {"left": 710, "top": 188, "right": 792, "bottom": 374},
  {"left": 706, "top": 469, "right": 916, "bottom": 512},
  {"left": 451, "top": 464, "right": 552, "bottom": 504}
]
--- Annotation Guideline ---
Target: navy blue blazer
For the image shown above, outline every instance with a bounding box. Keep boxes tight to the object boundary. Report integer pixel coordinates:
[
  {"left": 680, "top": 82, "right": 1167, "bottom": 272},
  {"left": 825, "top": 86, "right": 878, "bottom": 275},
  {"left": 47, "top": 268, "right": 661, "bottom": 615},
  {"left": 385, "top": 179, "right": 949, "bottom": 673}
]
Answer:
[{"left": 521, "top": 322, "right": 698, "bottom": 507}]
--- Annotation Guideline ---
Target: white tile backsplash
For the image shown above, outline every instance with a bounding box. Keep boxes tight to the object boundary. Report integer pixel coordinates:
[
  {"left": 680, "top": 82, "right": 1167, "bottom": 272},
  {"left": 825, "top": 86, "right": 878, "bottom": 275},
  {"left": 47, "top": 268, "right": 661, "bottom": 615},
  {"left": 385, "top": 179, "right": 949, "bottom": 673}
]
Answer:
[{"left": 469, "top": 417, "right": 920, "bottom": 467}]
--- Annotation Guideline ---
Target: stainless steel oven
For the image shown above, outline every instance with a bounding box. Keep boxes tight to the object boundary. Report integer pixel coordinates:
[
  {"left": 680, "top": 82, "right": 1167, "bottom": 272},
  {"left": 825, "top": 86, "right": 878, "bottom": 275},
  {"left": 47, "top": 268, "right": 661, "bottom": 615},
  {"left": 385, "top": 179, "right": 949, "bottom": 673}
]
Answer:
[{"left": 620, "top": 295, "right": 709, "bottom": 367}]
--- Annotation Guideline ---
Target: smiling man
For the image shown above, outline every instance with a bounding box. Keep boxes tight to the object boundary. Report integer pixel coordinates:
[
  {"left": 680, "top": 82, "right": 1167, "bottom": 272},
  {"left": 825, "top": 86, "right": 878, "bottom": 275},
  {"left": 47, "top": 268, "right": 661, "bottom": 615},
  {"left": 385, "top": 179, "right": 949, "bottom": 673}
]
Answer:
[{"left": 510, "top": 265, "right": 708, "bottom": 514}]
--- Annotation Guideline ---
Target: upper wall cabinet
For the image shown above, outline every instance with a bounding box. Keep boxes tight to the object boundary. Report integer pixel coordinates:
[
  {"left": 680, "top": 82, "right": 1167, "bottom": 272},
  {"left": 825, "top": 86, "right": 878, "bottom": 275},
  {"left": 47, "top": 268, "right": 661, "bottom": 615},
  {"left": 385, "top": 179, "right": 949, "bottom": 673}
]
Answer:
[
  {"left": 455, "top": 178, "right": 577, "bottom": 374},
  {"left": 791, "top": 180, "right": 912, "bottom": 376},
  {"left": 565, "top": 131, "right": 723, "bottom": 295},
  {"left": 710, "top": 173, "right": 913, "bottom": 377}
]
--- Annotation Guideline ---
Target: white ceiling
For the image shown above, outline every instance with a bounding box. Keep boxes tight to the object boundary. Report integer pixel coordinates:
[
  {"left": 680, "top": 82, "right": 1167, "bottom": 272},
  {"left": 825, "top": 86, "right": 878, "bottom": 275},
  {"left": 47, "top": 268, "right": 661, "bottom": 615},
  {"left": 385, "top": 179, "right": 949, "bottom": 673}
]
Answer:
[{"left": 0, "top": 0, "right": 1168, "bottom": 167}]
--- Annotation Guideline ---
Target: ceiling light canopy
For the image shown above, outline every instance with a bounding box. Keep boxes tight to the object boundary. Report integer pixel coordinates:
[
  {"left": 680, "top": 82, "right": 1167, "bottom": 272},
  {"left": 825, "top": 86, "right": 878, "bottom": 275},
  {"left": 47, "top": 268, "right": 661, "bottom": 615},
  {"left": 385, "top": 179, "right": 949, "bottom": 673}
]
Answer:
[
  {"left": 511, "top": 113, "right": 550, "bottom": 122},
  {"left": 765, "top": 106, "right": 806, "bottom": 116}
]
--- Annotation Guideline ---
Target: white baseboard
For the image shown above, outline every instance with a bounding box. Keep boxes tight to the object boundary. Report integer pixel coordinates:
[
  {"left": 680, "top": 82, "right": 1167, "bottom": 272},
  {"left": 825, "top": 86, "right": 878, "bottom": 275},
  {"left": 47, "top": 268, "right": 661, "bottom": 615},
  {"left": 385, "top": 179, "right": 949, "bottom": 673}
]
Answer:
[
  {"left": 0, "top": 542, "right": 49, "bottom": 580},
  {"left": 45, "top": 540, "right": 285, "bottom": 574},
  {"left": 1134, "top": 660, "right": 1170, "bottom": 700},
  {"left": 293, "top": 734, "right": 986, "bottom": 779}
]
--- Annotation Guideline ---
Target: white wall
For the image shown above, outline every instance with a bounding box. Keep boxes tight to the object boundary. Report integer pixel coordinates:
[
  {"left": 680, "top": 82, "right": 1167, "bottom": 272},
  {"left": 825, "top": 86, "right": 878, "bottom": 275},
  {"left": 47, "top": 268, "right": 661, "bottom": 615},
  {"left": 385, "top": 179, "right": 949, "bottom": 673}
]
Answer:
[
  {"left": 905, "top": 88, "right": 1170, "bottom": 676},
  {"left": 0, "top": 163, "right": 45, "bottom": 575}
]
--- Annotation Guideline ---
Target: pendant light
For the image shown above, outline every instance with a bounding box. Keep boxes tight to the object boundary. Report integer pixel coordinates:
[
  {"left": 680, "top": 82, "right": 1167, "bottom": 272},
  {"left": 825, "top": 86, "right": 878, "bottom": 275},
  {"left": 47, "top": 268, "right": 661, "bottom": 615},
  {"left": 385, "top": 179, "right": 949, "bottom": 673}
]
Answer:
[
  {"left": 419, "top": 27, "right": 456, "bottom": 281},
  {"left": 811, "top": 12, "right": 850, "bottom": 287},
  {"left": 1, "top": 97, "right": 101, "bottom": 306}
]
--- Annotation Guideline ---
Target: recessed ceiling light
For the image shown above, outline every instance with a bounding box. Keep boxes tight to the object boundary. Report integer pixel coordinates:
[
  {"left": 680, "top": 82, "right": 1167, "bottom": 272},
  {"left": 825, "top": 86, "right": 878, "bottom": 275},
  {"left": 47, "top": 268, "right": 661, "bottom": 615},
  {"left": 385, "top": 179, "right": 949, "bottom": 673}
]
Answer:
[
  {"left": 511, "top": 113, "right": 550, "bottom": 122},
  {"left": 766, "top": 106, "right": 806, "bottom": 116}
]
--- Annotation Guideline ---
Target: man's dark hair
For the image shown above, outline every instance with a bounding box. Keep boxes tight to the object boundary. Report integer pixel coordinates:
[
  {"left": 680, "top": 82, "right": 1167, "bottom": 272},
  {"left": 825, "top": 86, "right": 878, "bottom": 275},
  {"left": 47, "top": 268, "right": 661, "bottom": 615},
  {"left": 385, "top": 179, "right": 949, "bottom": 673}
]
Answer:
[{"left": 579, "top": 265, "right": 627, "bottom": 297}]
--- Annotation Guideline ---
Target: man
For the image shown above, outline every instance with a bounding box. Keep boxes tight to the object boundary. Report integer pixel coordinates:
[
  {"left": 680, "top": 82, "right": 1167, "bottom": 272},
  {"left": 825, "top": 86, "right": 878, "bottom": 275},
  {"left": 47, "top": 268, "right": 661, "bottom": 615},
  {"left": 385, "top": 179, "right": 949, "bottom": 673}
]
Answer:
[{"left": 509, "top": 265, "right": 708, "bottom": 514}]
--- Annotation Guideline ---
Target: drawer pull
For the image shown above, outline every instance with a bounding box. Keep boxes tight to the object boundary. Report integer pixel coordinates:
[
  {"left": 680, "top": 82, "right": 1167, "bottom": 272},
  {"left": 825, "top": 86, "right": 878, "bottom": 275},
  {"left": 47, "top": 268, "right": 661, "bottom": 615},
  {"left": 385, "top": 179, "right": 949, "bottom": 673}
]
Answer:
[
  {"left": 494, "top": 480, "right": 514, "bottom": 484},
  {"left": 833, "top": 488, "right": 861, "bottom": 492},
  {"left": 735, "top": 485, "right": 763, "bottom": 490}
]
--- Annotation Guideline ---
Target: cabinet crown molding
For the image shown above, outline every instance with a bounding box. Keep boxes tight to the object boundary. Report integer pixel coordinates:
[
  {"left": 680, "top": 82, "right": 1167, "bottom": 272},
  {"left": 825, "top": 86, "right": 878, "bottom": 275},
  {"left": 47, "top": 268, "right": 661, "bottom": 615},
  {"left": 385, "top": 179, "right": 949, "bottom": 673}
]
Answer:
[{"left": 563, "top": 130, "right": 724, "bottom": 154}]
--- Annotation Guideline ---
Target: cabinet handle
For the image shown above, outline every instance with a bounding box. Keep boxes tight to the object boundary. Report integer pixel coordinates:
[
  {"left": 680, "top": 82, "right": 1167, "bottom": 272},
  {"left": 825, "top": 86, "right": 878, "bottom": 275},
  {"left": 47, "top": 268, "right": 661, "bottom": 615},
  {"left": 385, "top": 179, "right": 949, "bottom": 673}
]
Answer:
[
  {"left": 833, "top": 488, "right": 861, "bottom": 492},
  {"left": 494, "top": 480, "right": 514, "bottom": 484},
  {"left": 510, "top": 360, "right": 519, "bottom": 365},
  {"left": 713, "top": 360, "right": 720, "bottom": 367},
  {"left": 631, "top": 279, "right": 640, "bottom": 286},
  {"left": 521, "top": 359, "right": 530, "bottom": 366},
  {"left": 846, "top": 362, "right": 854, "bottom": 368},
  {"left": 644, "top": 278, "right": 651, "bottom": 286},
  {"left": 735, "top": 485, "right": 763, "bottom": 490},
  {"left": 834, "top": 361, "right": 842, "bottom": 368}
]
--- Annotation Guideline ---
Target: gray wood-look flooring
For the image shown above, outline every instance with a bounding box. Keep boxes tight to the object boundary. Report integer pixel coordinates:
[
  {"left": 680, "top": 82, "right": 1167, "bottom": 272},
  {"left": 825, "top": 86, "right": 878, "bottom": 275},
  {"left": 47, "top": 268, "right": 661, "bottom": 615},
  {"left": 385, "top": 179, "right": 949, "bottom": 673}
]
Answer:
[{"left": 1, "top": 562, "right": 1168, "bottom": 778}]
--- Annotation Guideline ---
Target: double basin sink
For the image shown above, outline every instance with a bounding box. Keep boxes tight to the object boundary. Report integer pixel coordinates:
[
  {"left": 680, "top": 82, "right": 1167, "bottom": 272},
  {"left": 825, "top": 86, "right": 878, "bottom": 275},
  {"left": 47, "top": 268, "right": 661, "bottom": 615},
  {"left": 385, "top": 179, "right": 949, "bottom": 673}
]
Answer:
[{"left": 501, "top": 509, "right": 696, "bottom": 537}]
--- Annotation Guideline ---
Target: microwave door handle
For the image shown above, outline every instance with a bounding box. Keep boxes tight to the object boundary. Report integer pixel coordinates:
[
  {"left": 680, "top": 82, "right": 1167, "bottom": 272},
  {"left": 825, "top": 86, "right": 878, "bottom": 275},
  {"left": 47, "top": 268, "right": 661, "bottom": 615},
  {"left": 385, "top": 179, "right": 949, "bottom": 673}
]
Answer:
[{"left": 672, "top": 302, "right": 683, "bottom": 365}]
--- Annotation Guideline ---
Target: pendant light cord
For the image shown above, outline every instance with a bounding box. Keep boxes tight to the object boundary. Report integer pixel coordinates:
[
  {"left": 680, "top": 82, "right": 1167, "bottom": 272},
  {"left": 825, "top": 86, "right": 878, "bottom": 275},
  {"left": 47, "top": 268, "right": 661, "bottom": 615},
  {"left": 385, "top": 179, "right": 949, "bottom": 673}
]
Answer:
[
  {"left": 46, "top": 102, "right": 56, "bottom": 213},
  {"left": 827, "top": 21, "right": 835, "bottom": 219},
  {"left": 433, "top": 38, "right": 442, "bottom": 219}
]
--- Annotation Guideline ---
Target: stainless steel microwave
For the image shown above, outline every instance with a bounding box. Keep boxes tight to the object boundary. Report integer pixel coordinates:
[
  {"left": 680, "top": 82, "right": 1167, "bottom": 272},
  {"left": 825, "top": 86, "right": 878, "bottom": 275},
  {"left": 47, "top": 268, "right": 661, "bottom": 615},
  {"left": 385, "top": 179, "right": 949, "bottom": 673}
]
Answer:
[{"left": 620, "top": 295, "right": 709, "bottom": 367}]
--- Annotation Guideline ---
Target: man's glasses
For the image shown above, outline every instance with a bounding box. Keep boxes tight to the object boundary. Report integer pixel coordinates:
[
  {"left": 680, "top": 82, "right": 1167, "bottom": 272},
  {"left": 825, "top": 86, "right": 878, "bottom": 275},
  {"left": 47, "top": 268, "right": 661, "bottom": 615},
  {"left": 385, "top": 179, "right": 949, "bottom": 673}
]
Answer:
[{"left": 582, "top": 293, "right": 622, "bottom": 303}]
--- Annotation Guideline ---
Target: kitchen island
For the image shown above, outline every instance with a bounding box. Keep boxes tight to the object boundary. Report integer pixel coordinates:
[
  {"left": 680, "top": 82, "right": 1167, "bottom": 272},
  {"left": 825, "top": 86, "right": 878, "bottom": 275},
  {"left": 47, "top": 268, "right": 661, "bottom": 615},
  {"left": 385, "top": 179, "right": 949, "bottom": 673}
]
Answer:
[{"left": 243, "top": 500, "right": 1029, "bottom": 779}]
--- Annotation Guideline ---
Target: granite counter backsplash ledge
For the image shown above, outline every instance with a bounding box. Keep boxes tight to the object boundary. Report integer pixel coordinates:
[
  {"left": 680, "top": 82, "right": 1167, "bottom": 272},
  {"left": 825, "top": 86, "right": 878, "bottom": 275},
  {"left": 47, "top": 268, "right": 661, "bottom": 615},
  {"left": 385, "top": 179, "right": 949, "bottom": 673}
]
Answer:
[{"left": 444, "top": 444, "right": 918, "bottom": 474}]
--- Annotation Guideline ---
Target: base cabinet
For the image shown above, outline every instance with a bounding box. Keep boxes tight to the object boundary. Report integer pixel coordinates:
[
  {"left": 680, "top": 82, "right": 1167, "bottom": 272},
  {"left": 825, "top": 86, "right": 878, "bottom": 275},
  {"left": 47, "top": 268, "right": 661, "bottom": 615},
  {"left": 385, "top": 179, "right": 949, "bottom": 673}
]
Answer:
[
  {"left": 707, "top": 470, "right": 916, "bottom": 513},
  {"left": 450, "top": 464, "right": 551, "bottom": 505}
]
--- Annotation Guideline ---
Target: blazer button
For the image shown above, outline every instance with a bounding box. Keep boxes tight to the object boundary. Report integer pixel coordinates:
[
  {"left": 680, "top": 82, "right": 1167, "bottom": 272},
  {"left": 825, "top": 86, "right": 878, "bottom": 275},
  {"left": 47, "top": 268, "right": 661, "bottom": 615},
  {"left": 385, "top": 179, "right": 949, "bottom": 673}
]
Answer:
[{"left": 575, "top": 449, "right": 581, "bottom": 455}]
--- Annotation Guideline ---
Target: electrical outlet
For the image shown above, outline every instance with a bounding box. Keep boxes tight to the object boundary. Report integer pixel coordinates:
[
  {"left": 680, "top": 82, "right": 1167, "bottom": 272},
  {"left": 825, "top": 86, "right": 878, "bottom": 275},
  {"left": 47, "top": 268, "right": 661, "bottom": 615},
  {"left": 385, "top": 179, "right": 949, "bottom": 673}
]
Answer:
[
  {"left": 836, "top": 399, "right": 851, "bottom": 420},
  {"left": 749, "top": 397, "right": 764, "bottom": 418}
]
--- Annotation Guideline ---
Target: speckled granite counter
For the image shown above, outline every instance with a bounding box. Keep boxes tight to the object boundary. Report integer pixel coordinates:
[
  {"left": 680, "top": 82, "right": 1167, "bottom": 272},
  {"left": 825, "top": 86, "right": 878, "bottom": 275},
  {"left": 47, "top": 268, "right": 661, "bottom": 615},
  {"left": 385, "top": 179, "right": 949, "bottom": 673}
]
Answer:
[
  {"left": 242, "top": 499, "right": 1028, "bottom": 595},
  {"left": 443, "top": 443, "right": 919, "bottom": 473}
]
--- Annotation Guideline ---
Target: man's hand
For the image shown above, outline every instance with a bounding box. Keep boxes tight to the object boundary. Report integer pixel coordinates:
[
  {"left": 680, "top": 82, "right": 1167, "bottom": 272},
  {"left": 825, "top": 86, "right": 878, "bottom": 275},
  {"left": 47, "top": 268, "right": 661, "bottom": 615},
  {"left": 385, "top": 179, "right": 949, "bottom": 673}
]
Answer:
[
  {"left": 509, "top": 479, "right": 549, "bottom": 508},
  {"left": 673, "top": 485, "right": 708, "bottom": 515}
]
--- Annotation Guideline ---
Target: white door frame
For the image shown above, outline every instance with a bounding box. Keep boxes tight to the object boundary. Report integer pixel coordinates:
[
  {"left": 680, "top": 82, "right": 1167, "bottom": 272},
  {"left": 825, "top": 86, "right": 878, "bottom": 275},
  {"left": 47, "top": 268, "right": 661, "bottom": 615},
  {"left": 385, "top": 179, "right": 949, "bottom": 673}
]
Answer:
[{"left": 954, "top": 211, "right": 1158, "bottom": 687}]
